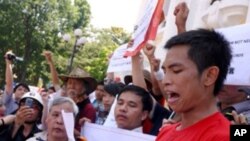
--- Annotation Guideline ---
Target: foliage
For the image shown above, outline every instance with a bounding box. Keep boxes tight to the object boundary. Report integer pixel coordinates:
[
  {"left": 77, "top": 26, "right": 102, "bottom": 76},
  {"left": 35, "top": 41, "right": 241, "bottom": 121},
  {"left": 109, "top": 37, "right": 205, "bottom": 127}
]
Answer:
[
  {"left": 0, "top": 0, "right": 131, "bottom": 88},
  {"left": 0, "top": 0, "right": 91, "bottom": 87},
  {"left": 74, "top": 26, "right": 131, "bottom": 81}
]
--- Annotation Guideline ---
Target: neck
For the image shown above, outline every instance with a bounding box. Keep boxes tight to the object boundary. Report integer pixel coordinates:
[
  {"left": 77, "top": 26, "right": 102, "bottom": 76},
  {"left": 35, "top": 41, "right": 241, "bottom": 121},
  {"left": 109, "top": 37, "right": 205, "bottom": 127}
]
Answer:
[
  {"left": 23, "top": 123, "right": 34, "bottom": 137},
  {"left": 47, "top": 134, "right": 68, "bottom": 141},
  {"left": 15, "top": 97, "right": 20, "bottom": 103},
  {"left": 77, "top": 94, "right": 88, "bottom": 102},
  {"left": 178, "top": 97, "right": 218, "bottom": 130}
]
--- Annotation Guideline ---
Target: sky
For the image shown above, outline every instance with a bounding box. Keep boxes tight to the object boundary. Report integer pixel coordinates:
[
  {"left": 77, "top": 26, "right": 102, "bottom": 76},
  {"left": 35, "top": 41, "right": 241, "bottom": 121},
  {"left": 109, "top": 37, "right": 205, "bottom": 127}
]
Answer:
[{"left": 87, "top": 0, "right": 143, "bottom": 33}]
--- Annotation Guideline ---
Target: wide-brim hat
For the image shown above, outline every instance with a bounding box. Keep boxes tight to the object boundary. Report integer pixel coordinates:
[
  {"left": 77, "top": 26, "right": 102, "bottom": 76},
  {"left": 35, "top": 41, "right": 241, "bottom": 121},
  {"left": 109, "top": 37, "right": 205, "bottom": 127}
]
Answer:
[
  {"left": 124, "top": 70, "right": 152, "bottom": 90},
  {"left": 59, "top": 68, "right": 97, "bottom": 95}
]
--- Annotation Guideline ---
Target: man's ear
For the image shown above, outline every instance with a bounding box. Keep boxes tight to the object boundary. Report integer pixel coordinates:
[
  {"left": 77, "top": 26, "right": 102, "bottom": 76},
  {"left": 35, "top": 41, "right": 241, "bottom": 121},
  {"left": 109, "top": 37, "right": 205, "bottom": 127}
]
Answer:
[
  {"left": 203, "top": 66, "right": 219, "bottom": 86},
  {"left": 141, "top": 111, "right": 149, "bottom": 121}
]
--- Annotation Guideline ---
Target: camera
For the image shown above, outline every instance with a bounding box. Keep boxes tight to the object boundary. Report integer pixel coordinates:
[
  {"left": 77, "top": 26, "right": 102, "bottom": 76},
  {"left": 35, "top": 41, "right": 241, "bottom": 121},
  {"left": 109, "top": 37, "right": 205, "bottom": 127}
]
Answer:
[
  {"left": 6, "top": 53, "right": 16, "bottom": 61},
  {"left": 5, "top": 52, "right": 23, "bottom": 61},
  {"left": 25, "top": 98, "right": 33, "bottom": 108}
]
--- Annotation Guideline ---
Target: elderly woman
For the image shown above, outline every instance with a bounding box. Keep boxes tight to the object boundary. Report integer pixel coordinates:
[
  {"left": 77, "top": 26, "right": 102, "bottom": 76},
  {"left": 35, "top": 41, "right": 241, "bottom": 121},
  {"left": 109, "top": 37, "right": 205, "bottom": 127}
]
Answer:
[{"left": 27, "top": 96, "right": 86, "bottom": 141}]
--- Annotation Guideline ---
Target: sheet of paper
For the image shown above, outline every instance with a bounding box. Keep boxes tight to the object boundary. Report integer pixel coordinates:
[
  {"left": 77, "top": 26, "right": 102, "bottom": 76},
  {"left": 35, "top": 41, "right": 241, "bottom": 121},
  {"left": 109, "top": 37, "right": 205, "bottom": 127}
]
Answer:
[
  {"left": 216, "top": 24, "right": 250, "bottom": 85},
  {"left": 81, "top": 122, "right": 156, "bottom": 141},
  {"left": 107, "top": 43, "right": 132, "bottom": 73},
  {"left": 61, "top": 110, "right": 75, "bottom": 141}
]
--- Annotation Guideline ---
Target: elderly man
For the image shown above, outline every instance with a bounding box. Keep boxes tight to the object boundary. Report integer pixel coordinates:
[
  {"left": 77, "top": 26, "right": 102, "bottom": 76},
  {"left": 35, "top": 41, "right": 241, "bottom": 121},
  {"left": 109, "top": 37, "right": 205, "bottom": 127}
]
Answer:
[
  {"left": 42, "top": 51, "right": 97, "bottom": 133},
  {"left": 27, "top": 96, "right": 82, "bottom": 141},
  {"left": 59, "top": 68, "right": 97, "bottom": 132}
]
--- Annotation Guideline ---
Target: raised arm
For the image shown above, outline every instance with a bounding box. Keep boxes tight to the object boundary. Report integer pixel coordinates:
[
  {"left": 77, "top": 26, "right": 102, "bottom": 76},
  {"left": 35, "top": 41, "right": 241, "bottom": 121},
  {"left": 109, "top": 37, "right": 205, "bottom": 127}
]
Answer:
[
  {"left": 128, "top": 40, "right": 147, "bottom": 90},
  {"left": 4, "top": 51, "right": 14, "bottom": 95},
  {"left": 174, "top": 2, "right": 189, "bottom": 34},
  {"left": 143, "top": 42, "right": 165, "bottom": 96},
  {"left": 43, "top": 51, "right": 60, "bottom": 90}
]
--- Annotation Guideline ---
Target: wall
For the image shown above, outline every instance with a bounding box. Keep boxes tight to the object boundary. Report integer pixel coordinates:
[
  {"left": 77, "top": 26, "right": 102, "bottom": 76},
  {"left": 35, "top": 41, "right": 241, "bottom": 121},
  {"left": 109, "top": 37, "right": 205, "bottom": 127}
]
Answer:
[{"left": 155, "top": 0, "right": 250, "bottom": 62}]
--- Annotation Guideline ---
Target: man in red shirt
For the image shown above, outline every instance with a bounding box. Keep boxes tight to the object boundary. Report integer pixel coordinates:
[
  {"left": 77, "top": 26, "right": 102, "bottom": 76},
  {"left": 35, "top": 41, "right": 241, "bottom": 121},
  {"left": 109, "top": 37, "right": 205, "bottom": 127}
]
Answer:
[{"left": 157, "top": 29, "right": 232, "bottom": 140}]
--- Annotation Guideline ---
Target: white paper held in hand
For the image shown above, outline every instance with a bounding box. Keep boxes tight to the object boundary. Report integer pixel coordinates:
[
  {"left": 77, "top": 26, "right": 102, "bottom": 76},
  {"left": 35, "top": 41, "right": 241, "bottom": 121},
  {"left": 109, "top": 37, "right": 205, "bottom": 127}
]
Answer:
[{"left": 61, "top": 110, "right": 75, "bottom": 141}]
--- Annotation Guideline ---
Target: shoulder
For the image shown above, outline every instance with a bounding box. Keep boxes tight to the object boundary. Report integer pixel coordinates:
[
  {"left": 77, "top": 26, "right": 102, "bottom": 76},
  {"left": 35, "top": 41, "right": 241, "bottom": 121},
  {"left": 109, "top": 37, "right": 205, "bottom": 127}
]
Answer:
[
  {"left": 84, "top": 103, "right": 96, "bottom": 111},
  {"left": 26, "top": 131, "right": 47, "bottom": 141},
  {"left": 194, "top": 113, "right": 230, "bottom": 141},
  {"left": 156, "top": 124, "right": 177, "bottom": 141},
  {"left": 200, "top": 129, "right": 229, "bottom": 141}
]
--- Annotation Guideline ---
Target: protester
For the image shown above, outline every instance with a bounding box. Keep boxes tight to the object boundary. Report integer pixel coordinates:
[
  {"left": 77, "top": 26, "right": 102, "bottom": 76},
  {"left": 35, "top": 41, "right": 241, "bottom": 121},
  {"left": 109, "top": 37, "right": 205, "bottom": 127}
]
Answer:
[
  {"left": 59, "top": 68, "right": 97, "bottom": 132},
  {"left": 3, "top": 51, "right": 30, "bottom": 115},
  {"left": 43, "top": 51, "right": 97, "bottom": 132},
  {"left": 0, "top": 91, "right": 44, "bottom": 141},
  {"left": 95, "top": 83, "right": 125, "bottom": 125},
  {"left": 103, "top": 83, "right": 124, "bottom": 112},
  {"left": 156, "top": 28, "right": 232, "bottom": 141},
  {"left": 43, "top": 51, "right": 61, "bottom": 92},
  {"left": 26, "top": 96, "right": 83, "bottom": 141},
  {"left": 114, "top": 85, "right": 153, "bottom": 132},
  {"left": 92, "top": 81, "right": 104, "bottom": 111},
  {"left": 81, "top": 85, "right": 153, "bottom": 133}
]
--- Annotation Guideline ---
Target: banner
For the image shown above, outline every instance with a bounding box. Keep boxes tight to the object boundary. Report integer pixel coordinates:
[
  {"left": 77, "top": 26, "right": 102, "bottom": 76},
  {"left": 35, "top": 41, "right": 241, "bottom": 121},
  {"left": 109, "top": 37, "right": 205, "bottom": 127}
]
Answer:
[
  {"left": 107, "top": 44, "right": 132, "bottom": 73},
  {"left": 216, "top": 24, "right": 250, "bottom": 85},
  {"left": 124, "top": 0, "right": 164, "bottom": 56},
  {"left": 81, "top": 122, "right": 156, "bottom": 141}
]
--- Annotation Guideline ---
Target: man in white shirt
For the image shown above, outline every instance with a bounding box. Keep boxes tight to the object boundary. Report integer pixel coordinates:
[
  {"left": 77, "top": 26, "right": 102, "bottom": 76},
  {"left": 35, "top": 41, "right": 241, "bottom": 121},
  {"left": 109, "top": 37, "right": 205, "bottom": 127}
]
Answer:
[{"left": 114, "top": 85, "right": 153, "bottom": 132}]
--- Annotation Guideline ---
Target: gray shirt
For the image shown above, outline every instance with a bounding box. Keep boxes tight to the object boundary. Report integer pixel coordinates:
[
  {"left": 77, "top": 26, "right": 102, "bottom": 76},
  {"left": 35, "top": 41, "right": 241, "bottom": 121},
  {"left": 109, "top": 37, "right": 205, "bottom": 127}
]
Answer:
[{"left": 3, "top": 90, "right": 18, "bottom": 115}]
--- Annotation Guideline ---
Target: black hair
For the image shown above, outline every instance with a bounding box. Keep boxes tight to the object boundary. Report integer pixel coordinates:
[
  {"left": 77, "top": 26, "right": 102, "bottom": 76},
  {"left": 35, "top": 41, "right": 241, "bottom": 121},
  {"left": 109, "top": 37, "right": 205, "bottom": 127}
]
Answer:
[
  {"left": 48, "top": 86, "right": 56, "bottom": 92},
  {"left": 117, "top": 85, "right": 153, "bottom": 112},
  {"left": 116, "top": 82, "right": 126, "bottom": 89},
  {"left": 104, "top": 83, "right": 124, "bottom": 97},
  {"left": 164, "top": 29, "right": 232, "bottom": 95},
  {"left": 97, "top": 80, "right": 104, "bottom": 86},
  {"left": 13, "top": 83, "right": 30, "bottom": 93}
]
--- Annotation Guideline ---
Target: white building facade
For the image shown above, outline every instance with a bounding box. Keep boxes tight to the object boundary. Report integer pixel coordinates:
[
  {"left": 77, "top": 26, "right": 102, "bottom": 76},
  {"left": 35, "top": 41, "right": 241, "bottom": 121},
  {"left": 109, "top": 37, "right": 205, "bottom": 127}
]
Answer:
[{"left": 154, "top": 0, "right": 250, "bottom": 61}]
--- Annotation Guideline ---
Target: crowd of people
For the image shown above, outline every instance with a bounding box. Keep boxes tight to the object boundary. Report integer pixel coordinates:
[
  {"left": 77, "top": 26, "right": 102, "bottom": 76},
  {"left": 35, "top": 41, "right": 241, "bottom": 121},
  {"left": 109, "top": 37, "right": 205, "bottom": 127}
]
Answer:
[{"left": 0, "top": 2, "right": 249, "bottom": 141}]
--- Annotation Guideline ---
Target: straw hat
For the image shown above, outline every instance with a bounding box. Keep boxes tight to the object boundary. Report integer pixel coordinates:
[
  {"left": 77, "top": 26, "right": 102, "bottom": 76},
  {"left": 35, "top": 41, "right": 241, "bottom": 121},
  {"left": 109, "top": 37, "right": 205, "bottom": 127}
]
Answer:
[
  {"left": 124, "top": 70, "right": 152, "bottom": 90},
  {"left": 59, "top": 68, "right": 97, "bottom": 95}
]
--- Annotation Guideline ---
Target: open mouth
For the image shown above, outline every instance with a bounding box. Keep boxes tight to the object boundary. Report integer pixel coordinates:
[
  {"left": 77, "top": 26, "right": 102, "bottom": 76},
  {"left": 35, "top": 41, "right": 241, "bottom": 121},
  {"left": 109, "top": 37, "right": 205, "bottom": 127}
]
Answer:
[{"left": 167, "top": 92, "right": 180, "bottom": 104}]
